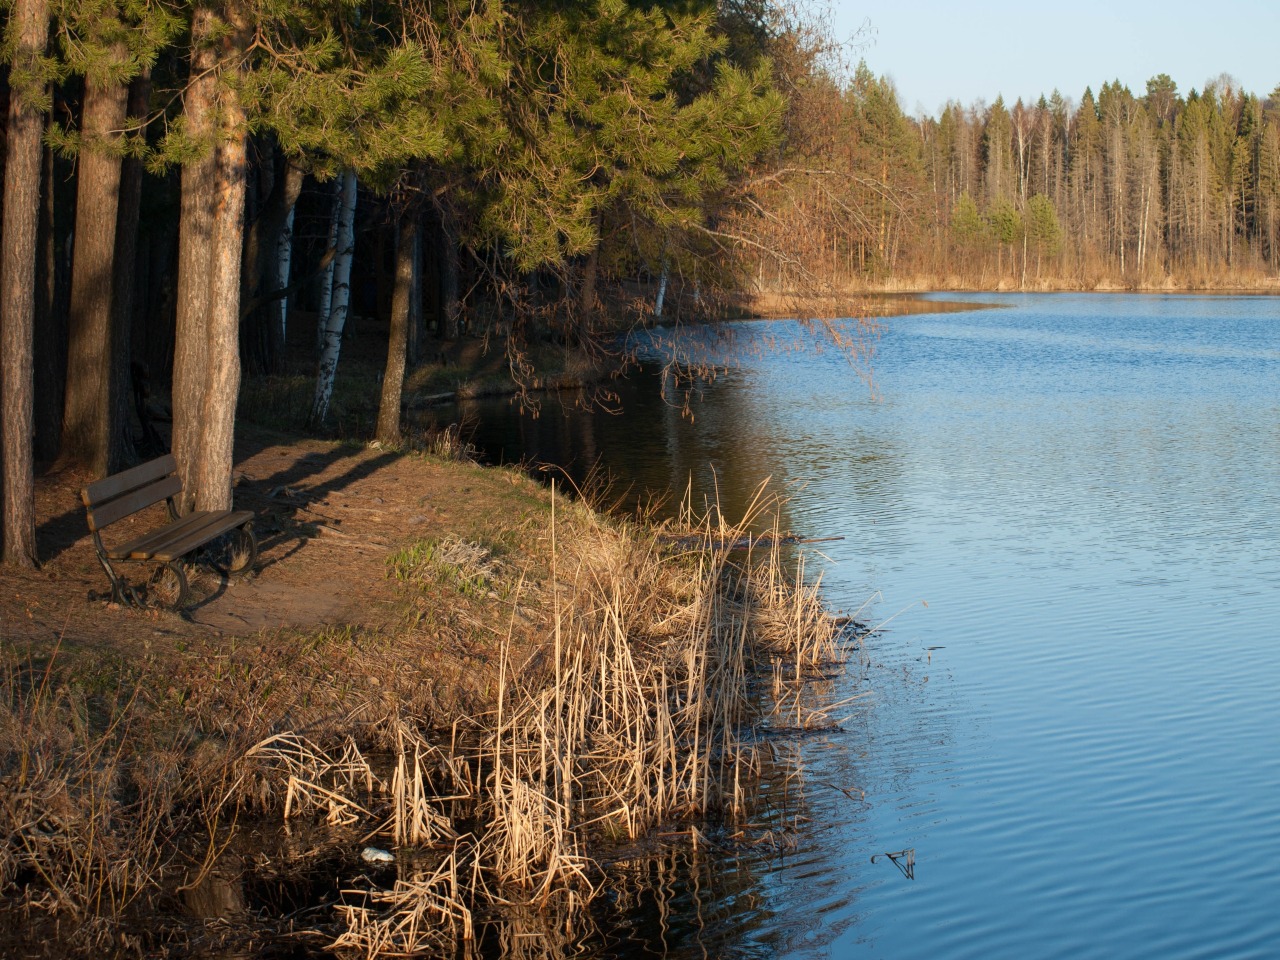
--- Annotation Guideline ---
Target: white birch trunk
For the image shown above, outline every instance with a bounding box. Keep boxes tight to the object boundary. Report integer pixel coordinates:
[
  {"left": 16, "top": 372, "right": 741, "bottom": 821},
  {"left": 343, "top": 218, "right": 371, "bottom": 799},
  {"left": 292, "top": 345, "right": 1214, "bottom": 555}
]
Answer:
[
  {"left": 654, "top": 259, "right": 669, "bottom": 320},
  {"left": 276, "top": 203, "right": 295, "bottom": 347},
  {"left": 316, "top": 179, "right": 340, "bottom": 354},
  {"left": 309, "top": 169, "right": 357, "bottom": 426}
]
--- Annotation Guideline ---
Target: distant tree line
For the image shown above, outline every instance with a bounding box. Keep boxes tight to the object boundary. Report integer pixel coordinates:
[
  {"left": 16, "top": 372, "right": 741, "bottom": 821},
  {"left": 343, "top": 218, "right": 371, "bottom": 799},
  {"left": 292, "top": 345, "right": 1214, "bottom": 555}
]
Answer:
[{"left": 738, "top": 65, "right": 1280, "bottom": 290}]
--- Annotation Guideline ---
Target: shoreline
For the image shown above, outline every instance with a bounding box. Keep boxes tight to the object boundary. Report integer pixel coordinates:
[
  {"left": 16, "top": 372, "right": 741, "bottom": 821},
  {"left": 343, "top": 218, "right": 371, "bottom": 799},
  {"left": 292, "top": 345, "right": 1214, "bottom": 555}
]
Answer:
[{"left": 732, "top": 284, "right": 1280, "bottom": 320}]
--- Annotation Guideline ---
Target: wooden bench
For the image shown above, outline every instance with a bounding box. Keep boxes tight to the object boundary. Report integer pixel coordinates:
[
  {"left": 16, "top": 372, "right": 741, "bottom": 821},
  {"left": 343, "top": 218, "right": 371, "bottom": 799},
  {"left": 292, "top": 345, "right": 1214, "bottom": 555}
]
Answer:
[{"left": 80, "top": 454, "right": 257, "bottom": 610}]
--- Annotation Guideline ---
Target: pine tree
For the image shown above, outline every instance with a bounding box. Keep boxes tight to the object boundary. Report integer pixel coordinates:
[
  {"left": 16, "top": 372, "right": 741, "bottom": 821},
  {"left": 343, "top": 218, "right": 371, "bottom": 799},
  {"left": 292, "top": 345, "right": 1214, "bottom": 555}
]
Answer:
[{"left": 1, "top": 0, "right": 51, "bottom": 566}]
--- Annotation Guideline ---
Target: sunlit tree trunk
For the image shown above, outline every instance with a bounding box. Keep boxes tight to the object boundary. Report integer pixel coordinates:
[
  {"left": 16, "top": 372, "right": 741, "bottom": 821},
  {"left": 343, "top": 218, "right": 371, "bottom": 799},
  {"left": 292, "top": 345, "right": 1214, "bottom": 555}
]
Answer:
[
  {"left": 654, "top": 258, "right": 669, "bottom": 320},
  {"left": 195, "top": 99, "right": 247, "bottom": 512},
  {"left": 172, "top": 8, "right": 218, "bottom": 512},
  {"left": 377, "top": 212, "right": 419, "bottom": 444}
]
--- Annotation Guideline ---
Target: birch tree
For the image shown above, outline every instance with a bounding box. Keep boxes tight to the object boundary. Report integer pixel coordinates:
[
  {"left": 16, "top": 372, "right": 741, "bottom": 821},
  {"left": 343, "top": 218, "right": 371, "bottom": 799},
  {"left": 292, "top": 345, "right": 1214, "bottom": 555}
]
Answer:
[{"left": 308, "top": 168, "right": 357, "bottom": 427}]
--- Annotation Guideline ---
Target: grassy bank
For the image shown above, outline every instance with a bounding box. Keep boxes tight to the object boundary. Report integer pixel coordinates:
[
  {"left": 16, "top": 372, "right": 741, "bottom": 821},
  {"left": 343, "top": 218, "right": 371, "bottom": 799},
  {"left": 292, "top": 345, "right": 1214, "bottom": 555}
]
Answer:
[{"left": 1, "top": 430, "right": 857, "bottom": 957}]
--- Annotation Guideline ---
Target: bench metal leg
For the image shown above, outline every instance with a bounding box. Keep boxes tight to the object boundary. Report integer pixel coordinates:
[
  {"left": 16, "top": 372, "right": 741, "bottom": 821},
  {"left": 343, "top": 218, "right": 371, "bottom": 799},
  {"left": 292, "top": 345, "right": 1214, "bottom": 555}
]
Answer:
[
  {"left": 148, "top": 561, "right": 189, "bottom": 611},
  {"left": 90, "top": 533, "right": 134, "bottom": 607}
]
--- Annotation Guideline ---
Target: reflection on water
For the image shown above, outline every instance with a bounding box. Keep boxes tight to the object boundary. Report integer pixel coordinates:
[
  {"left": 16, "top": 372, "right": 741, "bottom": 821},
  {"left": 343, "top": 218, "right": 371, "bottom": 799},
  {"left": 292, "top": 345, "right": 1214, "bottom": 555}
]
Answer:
[{"left": 437, "top": 293, "right": 1280, "bottom": 958}]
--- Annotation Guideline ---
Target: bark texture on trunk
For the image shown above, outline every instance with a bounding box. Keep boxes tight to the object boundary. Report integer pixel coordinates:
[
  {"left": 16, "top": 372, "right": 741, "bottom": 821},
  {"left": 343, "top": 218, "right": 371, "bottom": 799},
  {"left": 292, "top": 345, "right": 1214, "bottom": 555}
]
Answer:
[
  {"left": 191, "top": 12, "right": 251, "bottom": 513},
  {"left": 309, "top": 168, "right": 357, "bottom": 427},
  {"left": 195, "top": 112, "right": 247, "bottom": 513},
  {"left": 1, "top": 0, "right": 49, "bottom": 566},
  {"left": 61, "top": 45, "right": 129, "bottom": 476},
  {"left": 377, "top": 213, "right": 419, "bottom": 445},
  {"left": 172, "top": 8, "right": 218, "bottom": 513}
]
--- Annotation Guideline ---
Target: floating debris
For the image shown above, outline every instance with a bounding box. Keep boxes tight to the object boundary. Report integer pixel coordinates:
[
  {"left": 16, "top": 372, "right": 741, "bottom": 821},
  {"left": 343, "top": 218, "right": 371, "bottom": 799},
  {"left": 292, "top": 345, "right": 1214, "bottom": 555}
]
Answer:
[
  {"left": 871, "top": 848, "right": 916, "bottom": 880},
  {"left": 361, "top": 846, "right": 395, "bottom": 864}
]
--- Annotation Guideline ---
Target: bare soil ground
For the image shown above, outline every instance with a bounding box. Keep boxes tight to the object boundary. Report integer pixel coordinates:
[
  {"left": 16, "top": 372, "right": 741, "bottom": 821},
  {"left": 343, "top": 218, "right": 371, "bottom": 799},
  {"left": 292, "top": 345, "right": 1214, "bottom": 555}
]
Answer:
[{"left": 0, "top": 423, "right": 527, "bottom": 668}]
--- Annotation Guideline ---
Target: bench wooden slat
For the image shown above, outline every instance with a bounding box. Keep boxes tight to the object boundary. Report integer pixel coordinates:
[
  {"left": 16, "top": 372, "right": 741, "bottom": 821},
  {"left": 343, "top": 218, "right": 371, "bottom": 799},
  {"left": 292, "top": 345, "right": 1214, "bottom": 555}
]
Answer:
[
  {"left": 85, "top": 474, "right": 183, "bottom": 532},
  {"left": 107, "top": 510, "right": 216, "bottom": 559},
  {"left": 82, "top": 454, "right": 177, "bottom": 508},
  {"left": 151, "top": 510, "right": 253, "bottom": 563}
]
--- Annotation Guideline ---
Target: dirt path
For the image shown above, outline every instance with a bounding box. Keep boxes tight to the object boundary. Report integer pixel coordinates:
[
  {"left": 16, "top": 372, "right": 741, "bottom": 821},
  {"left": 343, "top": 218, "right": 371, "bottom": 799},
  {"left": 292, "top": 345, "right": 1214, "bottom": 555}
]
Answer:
[{"left": 0, "top": 426, "right": 480, "bottom": 660}]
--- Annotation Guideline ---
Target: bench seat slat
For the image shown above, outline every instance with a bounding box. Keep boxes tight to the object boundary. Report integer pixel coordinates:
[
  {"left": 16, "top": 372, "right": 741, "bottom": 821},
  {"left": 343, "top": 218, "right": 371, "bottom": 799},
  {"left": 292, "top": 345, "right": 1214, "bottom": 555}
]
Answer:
[
  {"left": 107, "top": 510, "right": 215, "bottom": 559},
  {"left": 85, "top": 475, "right": 183, "bottom": 532},
  {"left": 82, "top": 454, "right": 177, "bottom": 507},
  {"left": 151, "top": 510, "right": 253, "bottom": 562}
]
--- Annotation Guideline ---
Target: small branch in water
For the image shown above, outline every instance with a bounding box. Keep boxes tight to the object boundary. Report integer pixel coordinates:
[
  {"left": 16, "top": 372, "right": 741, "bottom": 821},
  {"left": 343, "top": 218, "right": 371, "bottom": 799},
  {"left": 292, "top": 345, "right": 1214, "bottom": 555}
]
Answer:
[{"left": 871, "top": 848, "right": 916, "bottom": 880}]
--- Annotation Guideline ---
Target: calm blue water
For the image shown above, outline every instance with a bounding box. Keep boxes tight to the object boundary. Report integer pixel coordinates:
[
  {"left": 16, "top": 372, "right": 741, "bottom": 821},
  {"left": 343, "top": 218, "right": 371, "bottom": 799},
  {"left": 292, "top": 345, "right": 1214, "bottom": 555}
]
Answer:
[{"left": 463, "top": 293, "right": 1280, "bottom": 959}]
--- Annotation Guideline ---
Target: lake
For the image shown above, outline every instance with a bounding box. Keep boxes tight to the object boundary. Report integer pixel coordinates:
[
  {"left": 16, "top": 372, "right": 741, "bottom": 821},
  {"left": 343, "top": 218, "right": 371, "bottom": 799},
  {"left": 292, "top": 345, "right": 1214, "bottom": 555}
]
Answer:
[{"left": 456, "top": 293, "right": 1280, "bottom": 958}]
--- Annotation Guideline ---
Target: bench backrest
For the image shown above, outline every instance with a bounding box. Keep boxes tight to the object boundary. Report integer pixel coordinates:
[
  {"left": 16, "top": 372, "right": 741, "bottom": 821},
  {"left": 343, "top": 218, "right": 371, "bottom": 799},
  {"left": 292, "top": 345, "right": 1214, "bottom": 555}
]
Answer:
[{"left": 81, "top": 454, "right": 182, "bottom": 532}]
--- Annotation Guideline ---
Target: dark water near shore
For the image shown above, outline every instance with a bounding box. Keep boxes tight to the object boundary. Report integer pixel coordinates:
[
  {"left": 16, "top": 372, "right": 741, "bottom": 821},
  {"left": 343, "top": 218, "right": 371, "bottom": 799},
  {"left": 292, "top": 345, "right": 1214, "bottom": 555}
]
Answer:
[{"left": 453, "top": 294, "right": 1280, "bottom": 958}]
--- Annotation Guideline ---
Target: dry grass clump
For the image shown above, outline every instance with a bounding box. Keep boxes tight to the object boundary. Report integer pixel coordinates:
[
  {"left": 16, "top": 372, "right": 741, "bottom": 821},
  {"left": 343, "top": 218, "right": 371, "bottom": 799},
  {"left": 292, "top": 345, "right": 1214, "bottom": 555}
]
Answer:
[{"left": 0, "top": 652, "right": 186, "bottom": 950}]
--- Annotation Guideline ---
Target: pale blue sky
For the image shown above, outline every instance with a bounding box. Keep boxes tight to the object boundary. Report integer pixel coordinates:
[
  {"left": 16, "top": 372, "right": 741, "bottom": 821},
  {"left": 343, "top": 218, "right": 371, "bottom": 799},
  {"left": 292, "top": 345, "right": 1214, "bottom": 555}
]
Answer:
[{"left": 829, "top": 0, "right": 1280, "bottom": 117}]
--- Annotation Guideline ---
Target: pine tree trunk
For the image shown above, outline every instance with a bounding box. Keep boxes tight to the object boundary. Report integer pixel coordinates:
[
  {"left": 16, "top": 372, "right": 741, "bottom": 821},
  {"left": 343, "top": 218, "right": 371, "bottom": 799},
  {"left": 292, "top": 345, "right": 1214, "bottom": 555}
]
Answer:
[
  {"left": 377, "top": 213, "right": 418, "bottom": 445},
  {"left": 309, "top": 169, "right": 357, "bottom": 427},
  {"left": 578, "top": 244, "right": 599, "bottom": 327},
  {"left": 109, "top": 68, "right": 151, "bottom": 468},
  {"left": 34, "top": 141, "right": 65, "bottom": 464},
  {"left": 0, "top": 0, "right": 49, "bottom": 567},
  {"left": 406, "top": 222, "right": 424, "bottom": 364},
  {"left": 172, "top": 8, "right": 218, "bottom": 513},
  {"left": 195, "top": 121, "right": 247, "bottom": 512},
  {"left": 436, "top": 204, "right": 461, "bottom": 341},
  {"left": 194, "top": 20, "right": 249, "bottom": 513},
  {"left": 61, "top": 45, "right": 128, "bottom": 476}
]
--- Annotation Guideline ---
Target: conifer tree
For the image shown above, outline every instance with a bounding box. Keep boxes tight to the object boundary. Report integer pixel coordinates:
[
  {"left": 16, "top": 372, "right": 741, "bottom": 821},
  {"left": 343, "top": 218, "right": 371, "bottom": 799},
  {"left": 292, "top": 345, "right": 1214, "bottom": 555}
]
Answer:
[
  {"left": 56, "top": 0, "right": 177, "bottom": 475},
  {"left": 1, "top": 0, "right": 51, "bottom": 567},
  {"left": 486, "top": 0, "right": 783, "bottom": 319}
]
